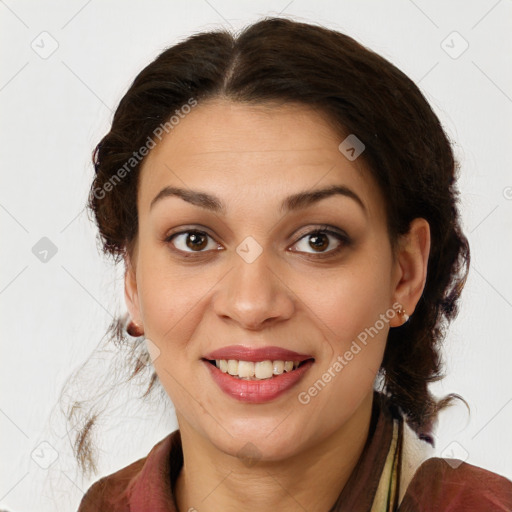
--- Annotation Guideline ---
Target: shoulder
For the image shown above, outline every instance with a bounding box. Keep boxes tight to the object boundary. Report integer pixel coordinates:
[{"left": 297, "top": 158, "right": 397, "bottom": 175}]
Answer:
[
  {"left": 398, "top": 457, "right": 512, "bottom": 512},
  {"left": 77, "top": 433, "right": 176, "bottom": 512},
  {"left": 77, "top": 458, "right": 146, "bottom": 511}
]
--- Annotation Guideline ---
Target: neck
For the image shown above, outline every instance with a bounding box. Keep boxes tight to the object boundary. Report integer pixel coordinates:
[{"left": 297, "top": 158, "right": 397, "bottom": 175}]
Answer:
[{"left": 174, "top": 391, "right": 375, "bottom": 512}]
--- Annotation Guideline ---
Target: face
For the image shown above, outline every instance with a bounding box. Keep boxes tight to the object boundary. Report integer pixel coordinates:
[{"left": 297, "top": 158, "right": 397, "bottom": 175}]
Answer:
[{"left": 125, "top": 98, "right": 422, "bottom": 461}]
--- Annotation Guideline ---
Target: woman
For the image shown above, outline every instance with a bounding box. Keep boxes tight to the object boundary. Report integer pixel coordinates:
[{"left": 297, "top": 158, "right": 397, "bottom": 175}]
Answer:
[{"left": 74, "top": 16, "right": 512, "bottom": 511}]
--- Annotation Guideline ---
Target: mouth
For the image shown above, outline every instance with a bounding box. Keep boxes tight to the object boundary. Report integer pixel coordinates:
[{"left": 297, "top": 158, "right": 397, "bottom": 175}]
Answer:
[
  {"left": 202, "top": 358, "right": 315, "bottom": 380},
  {"left": 202, "top": 357, "right": 315, "bottom": 403}
]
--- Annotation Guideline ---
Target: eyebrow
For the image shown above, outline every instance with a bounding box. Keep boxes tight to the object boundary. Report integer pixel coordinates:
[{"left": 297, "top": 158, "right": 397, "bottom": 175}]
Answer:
[{"left": 149, "top": 184, "right": 367, "bottom": 216}]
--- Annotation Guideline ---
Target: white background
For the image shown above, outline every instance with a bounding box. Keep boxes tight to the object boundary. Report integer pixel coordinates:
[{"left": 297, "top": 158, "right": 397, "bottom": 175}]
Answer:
[{"left": 1, "top": 1, "right": 511, "bottom": 510}]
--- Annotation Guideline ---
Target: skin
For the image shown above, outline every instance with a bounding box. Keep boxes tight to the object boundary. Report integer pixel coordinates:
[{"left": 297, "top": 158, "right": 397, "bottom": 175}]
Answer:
[{"left": 124, "top": 98, "right": 430, "bottom": 512}]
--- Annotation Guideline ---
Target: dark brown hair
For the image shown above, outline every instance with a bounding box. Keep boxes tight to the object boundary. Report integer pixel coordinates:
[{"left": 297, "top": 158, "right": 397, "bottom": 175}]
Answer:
[{"left": 64, "top": 16, "right": 470, "bottom": 475}]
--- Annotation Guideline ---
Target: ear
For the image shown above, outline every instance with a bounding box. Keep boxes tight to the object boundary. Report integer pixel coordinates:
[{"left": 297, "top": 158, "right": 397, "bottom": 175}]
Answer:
[
  {"left": 389, "top": 218, "right": 431, "bottom": 327},
  {"left": 124, "top": 250, "right": 142, "bottom": 326}
]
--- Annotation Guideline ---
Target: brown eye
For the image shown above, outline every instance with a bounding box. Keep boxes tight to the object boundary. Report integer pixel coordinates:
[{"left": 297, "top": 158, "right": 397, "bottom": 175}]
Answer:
[
  {"left": 185, "top": 232, "right": 208, "bottom": 250},
  {"left": 166, "top": 230, "right": 216, "bottom": 253},
  {"left": 308, "top": 232, "right": 329, "bottom": 252},
  {"left": 291, "top": 228, "right": 350, "bottom": 256}
]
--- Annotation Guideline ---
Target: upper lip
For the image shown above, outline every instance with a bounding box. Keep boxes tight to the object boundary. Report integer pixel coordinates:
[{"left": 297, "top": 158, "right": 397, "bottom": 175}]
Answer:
[{"left": 203, "top": 345, "right": 314, "bottom": 362}]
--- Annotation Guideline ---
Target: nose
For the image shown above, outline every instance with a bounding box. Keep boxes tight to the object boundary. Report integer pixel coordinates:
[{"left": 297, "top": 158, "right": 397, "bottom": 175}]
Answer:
[{"left": 213, "top": 248, "right": 295, "bottom": 330}]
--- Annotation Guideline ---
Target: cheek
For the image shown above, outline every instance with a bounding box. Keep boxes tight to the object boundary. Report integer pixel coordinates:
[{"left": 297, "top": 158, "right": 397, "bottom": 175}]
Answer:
[
  {"left": 136, "top": 258, "right": 209, "bottom": 407},
  {"left": 294, "top": 272, "right": 391, "bottom": 429},
  {"left": 294, "top": 257, "right": 392, "bottom": 352},
  {"left": 136, "top": 248, "right": 206, "bottom": 352}
]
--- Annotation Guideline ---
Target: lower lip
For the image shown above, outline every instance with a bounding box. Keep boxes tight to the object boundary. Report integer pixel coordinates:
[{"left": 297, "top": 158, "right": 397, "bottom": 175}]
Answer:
[{"left": 203, "top": 359, "right": 314, "bottom": 403}]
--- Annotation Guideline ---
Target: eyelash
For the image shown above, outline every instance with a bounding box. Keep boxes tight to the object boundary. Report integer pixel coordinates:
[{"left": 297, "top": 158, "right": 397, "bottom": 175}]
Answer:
[{"left": 164, "top": 224, "right": 351, "bottom": 259}]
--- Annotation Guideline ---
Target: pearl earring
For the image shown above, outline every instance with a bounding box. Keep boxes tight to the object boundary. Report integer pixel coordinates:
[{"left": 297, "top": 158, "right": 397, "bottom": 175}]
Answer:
[{"left": 397, "top": 306, "right": 409, "bottom": 323}]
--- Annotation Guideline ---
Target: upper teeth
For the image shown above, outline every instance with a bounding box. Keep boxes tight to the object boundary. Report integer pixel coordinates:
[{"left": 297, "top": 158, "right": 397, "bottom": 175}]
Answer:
[{"left": 215, "top": 359, "right": 300, "bottom": 380}]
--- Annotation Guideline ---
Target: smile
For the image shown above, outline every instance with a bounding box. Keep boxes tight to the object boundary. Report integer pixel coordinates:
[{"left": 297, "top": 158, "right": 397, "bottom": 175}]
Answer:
[
  {"left": 207, "top": 358, "right": 312, "bottom": 380},
  {"left": 203, "top": 358, "right": 315, "bottom": 403}
]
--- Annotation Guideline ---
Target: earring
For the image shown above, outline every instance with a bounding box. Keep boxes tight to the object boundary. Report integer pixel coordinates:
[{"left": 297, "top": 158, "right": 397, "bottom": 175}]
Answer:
[
  {"left": 127, "top": 320, "right": 144, "bottom": 337},
  {"left": 397, "top": 306, "right": 409, "bottom": 324}
]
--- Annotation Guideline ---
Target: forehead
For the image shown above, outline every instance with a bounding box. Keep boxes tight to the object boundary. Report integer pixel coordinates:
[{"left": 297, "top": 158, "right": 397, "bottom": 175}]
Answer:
[{"left": 137, "top": 99, "right": 386, "bottom": 222}]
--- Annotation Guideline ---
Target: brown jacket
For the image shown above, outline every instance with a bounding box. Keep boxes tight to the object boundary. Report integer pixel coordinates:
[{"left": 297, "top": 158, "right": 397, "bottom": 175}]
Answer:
[{"left": 78, "top": 394, "right": 512, "bottom": 511}]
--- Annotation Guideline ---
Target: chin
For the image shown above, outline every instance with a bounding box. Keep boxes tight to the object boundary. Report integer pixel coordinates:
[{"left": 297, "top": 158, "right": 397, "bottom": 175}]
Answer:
[{"left": 207, "top": 415, "right": 309, "bottom": 463}]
